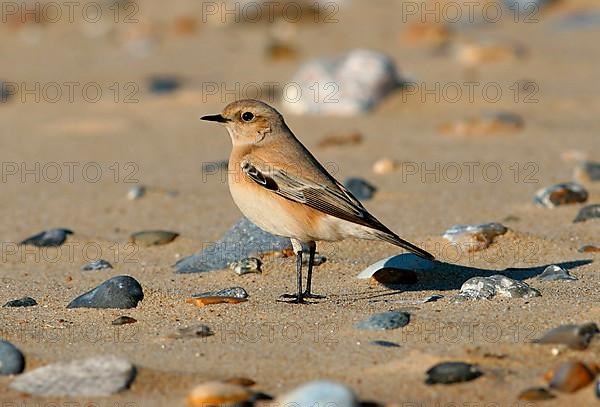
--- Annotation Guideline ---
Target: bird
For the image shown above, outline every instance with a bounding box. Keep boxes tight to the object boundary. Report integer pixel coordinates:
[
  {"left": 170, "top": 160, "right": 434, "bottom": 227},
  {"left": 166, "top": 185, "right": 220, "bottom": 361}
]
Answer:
[{"left": 201, "top": 99, "right": 434, "bottom": 303}]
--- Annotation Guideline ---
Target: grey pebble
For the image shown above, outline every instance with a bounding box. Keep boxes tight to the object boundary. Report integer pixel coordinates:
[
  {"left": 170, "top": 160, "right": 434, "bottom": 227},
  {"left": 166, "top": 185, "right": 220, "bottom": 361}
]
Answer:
[
  {"left": 354, "top": 311, "right": 410, "bottom": 331},
  {"left": 344, "top": 178, "right": 376, "bottom": 201},
  {"left": 3, "top": 296, "right": 37, "bottom": 307},
  {"left": 534, "top": 182, "right": 588, "bottom": 208},
  {"left": 537, "top": 265, "right": 577, "bottom": 282},
  {"left": 126, "top": 185, "right": 146, "bottom": 200},
  {"left": 9, "top": 356, "right": 135, "bottom": 396},
  {"left": 230, "top": 257, "right": 262, "bottom": 276},
  {"left": 0, "top": 340, "right": 25, "bottom": 375},
  {"left": 302, "top": 253, "right": 327, "bottom": 267},
  {"left": 192, "top": 287, "right": 248, "bottom": 299},
  {"left": 130, "top": 230, "right": 179, "bottom": 246},
  {"left": 275, "top": 380, "right": 358, "bottom": 407},
  {"left": 425, "top": 362, "right": 482, "bottom": 385},
  {"left": 532, "top": 322, "right": 598, "bottom": 350},
  {"left": 20, "top": 228, "right": 73, "bottom": 247},
  {"left": 172, "top": 324, "right": 214, "bottom": 339},
  {"left": 369, "top": 340, "right": 401, "bottom": 348},
  {"left": 81, "top": 259, "right": 113, "bottom": 271},
  {"left": 443, "top": 222, "right": 507, "bottom": 251},
  {"left": 111, "top": 316, "right": 137, "bottom": 326},
  {"left": 455, "top": 275, "right": 540, "bottom": 301},
  {"left": 573, "top": 204, "right": 600, "bottom": 223},
  {"left": 67, "top": 276, "right": 144, "bottom": 309},
  {"left": 175, "top": 218, "right": 292, "bottom": 273}
]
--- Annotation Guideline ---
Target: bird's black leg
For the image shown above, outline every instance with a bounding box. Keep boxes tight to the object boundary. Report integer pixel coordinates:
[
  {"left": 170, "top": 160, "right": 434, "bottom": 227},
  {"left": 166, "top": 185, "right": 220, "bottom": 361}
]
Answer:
[
  {"left": 278, "top": 240, "right": 307, "bottom": 304},
  {"left": 303, "top": 241, "right": 325, "bottom": 299}
]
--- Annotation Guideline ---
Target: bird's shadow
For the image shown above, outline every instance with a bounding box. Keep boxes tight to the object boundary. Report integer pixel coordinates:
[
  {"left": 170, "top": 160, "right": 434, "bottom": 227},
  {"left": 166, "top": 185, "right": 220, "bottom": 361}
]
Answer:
[{"left": 356, "top": 254, "right": 594, "bottom": 300}]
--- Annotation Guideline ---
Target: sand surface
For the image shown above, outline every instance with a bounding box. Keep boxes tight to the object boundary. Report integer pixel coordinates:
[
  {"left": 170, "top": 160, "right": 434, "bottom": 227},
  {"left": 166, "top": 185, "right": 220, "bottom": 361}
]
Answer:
[{"left": 1, "top": 0, "right": 599, "bottom": 405}]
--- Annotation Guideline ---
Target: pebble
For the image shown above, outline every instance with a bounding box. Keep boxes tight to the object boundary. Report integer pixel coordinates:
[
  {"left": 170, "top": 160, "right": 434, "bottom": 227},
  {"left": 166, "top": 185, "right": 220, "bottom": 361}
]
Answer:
[
  {"left": 545, "top": 361, "right": 598, "bottom": 393},
  {"left": 171, "top": 324, "right": 214, "bottom": 339},
  {"left": 3, "top": 296, "right": 37, "bottom": 307},
  {"left": 186, "top": 297, "right": 247, "bottom": 307},
  {"left": 67, "top": 275, "right": 144, "bottom": 309},
  {"left": 368, "top": 268, "right": 418, "bottom": 285},
  {"left": 579, "top": 245, "right": 600, "bottom": 253},
  {"left": 369, "top": 340, "right": 401, "bottom": 348},
  {"left": 358, "top": 254, "right": 435, "bottom": 280},
  {"left": 455, "top": 275, "right": 541, "bottom": 301},
  {"left": 317, "top": 132, "right": 363, "bottom": 148},
  {"left": 126, "top": 185, "right": 146, "bottom": 200},
  {"left": 20, "top": 228, "right": 73, "bottom": 247},
  {"left": 302, "top": 253, "right": 327, "bottom": 267},
  {"left": 401, "top": 23, "right": 452, "bottom": 46},
  {"left": 81, "top": 259, "right": 113, "bottom": 271},
  {"left": 372, "top": 158, "right": 399, "bottom": 175},
  {"left": 148, "top": 76, "right": 180, "bottom": 94},
  {"left": 130, "top": 230, "right": 179, "bottom": 246},
  {"left": 439, "top": 112, "right": 524, "bottom": 136},
  {"left": 187, "top": 381, "right": 253, "bottom": 406},
  {"left": 0, "top": 340, "right": 25, "bottom": 375},
  {"left": 518, "top": 387, "right": 555, "bottom": 401},
  {"left": 344, "top": 178, "right": 377, "bottom": 200},
  {"left": 534, "top": 182, "right": 588, "bottom": 208},
  {"left": 442, "top": 223, "right": 508, "bottom": 252},
  {"left": 574, "top": 161, "right": 600, "bottom": 183},
  {"left": 9, "top": 356, "right": 135, "bottom": 396},
  {"left": 267, "top": 41, "right": 298, "bottom": 61},
  {"left": 111, "top": 316, "right": 137, "bottom": 326},
  {"left": 193, "top": 287, "right": 249, "bottom": 299},
  {"left": 276, "top": 380, "right": 358, "bottom": 407},
  {"left": 175, "top": 218, "right": 292, "bottom": 273},
  {"left": 229, "top": 257, "right": 262, "bottom": 276},
  {"left": 425, "top": 362, "right": 483, "bottom": 385},
  {"left": 532, "top": 322, "right": 599, "bottom": 350},
  {"left": 573, "top": 204, "right": 600, "bottom": 223},
  {"left": 453, "top": 40, "right": 525, "bottom": 66},
  {"left": 282, "top": 49, "right": 401, "bottom": 115},
  {"left": 537, "top": 265, "right": 577, "bottom": 281},
  {"left": 354, "top": 311, "right": 410, "bottom": 331}
]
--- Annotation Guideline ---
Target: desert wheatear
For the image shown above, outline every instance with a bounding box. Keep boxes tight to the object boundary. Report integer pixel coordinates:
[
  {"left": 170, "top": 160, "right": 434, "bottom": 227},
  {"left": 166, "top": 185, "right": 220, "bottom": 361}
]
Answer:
[{"left": 201, "top": 99, "right": 434, "bottom": 303}]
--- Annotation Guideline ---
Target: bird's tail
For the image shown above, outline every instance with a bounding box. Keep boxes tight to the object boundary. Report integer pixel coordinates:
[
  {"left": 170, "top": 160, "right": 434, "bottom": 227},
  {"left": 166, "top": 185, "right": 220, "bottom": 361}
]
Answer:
[{"left": 375, "top": 231, "right": 435, "bottom": 261}]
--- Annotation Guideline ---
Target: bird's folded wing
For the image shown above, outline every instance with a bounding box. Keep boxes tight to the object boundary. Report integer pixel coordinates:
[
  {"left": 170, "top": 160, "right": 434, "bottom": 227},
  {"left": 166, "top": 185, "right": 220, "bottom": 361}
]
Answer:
[{"left": 241, "top": 159, "right": 390, "bottom": 232}]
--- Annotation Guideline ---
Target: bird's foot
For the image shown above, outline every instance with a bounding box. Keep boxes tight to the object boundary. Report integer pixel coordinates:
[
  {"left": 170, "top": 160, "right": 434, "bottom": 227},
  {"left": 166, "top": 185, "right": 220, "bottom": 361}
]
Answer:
[
  {"left": 277, "top": 293, "right": 309, "bottom": 304},
  {"left": 302, "top": 291, "right": 326, "bottom": 299}
]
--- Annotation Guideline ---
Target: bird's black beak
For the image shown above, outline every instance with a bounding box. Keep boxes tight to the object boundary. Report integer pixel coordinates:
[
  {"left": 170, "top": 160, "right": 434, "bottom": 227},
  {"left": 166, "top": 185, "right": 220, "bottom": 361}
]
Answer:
[{"left": 200, "top": 114, "right": 229, "bottom": 123}]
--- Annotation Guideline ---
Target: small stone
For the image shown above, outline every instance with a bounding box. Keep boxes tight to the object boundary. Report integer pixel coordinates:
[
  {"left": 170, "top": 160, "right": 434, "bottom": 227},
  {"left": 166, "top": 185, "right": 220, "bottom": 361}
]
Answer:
[
  {"left": 369, "top": 268, "right": 418, "bottom": 285},
  {"left": 573, "top": 204, "right": 600, "bottom": 223},
  {"left": 0, "top": 340, "right": 25, "bottom": 375},
  {"left": 443, "top": 223, "right": 508, "bottom": 252},
  {"left": 545, "top": 361, "right": 597, "bottom": 393},
  {"left": 401, "top": 23, "right": 452, "bottom": 46},
  {"left": 579, "top": 245, "right": 600, "bottom": 253},
  {"left": 130, "top": 230, "right": 179, "bottom": 246},
  {"left": 354, "top": 311, "right": 410, "bottom": 331},
  {"left": 186, "top": 297, "right": 247, "bottom": 307},
  {"left": 532, "top": 323, "right": 599, "bottom": 350},
  {"left": 453, "top": 40, "right": 525, "bottom": 66},
  {"left": 276, "top": 380, "right": 358, "bottom": 407},
  {"left": 537, "top": 265, "right": 577, "bottom": 282},
  {"left": 148, "top": 76, "right": 180, "bottom": 94},
  {"left": 267, "top": 41, "right": 298, "bottom": 61},
  {"left": 9, "top": 356, "right": 135, "bottom": 396},
  {"left": 193, "top": 287, "right": 249, "bottom": 299},
  {"left": 518, "top": 387, "right": 555, "bottom": 400},
  {"left": 282, "top": 49, "right": 401, "bottom": 116},
  {"left": 3, "top": 296, "right": 37, "bottom": 307},
  {"left": 20, "top": 228, "right": 73, "bottom": 247},
  {"left": 439, "top": 112, "right": 524, "bottom": 137},
  {"left": 81, "top": 259, "right": 113, "bottom": 271},
  {"left": 456, "top": 275, "right": 541, "bottom": 301},
  {"left": 372, "top": 158, "right": 399, "bottom": 175},
  {"left": 302, "top": 253, "right": 327, "bottom": 267},
  {"left": 425, "top": 362, "right": 483, "bottom": 385},
  {"left": 230, "top": 258, "right": 262, "bottom": 276},
  {"left": 534, "top": 182, "right": 588, "bottom": 208},
  {"left": 357, "top": 253, "right": 435, "bottom": 279},
  {"left": 126, "top": 185, "right": 146, "bottom": 200},
  {"left": 111, "top": 316, "right": 137, "bottom": 326},
  {"left": 369, "top": 340, "right": 401, "bottom": 348},
  {"left": 317, "top": 132, "right": 363, "bottom": 148},
  {"left": 175, "top": 218, "right": 292, "bottom": 273},
  {"left": 187, "top": 381, "right": 253, "bottom": 406},
  {"left": 574, "top": 161, "right": 600, "bottom": 183},
  {"left": 344, "top": 178, "right": 376, "bottom": 201},
  {"left": 171, "top": 324, "right": 214, "bottom": 339},
  {"left": 67, "top": 276, "right": 144, "bottom": 309}
]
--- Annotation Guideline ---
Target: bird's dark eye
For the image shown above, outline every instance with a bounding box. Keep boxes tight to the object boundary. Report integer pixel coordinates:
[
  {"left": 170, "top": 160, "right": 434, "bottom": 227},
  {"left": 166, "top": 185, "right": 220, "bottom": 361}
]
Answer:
[{"left": 241, "top": 112, "right": 254, "bottom": 122}]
